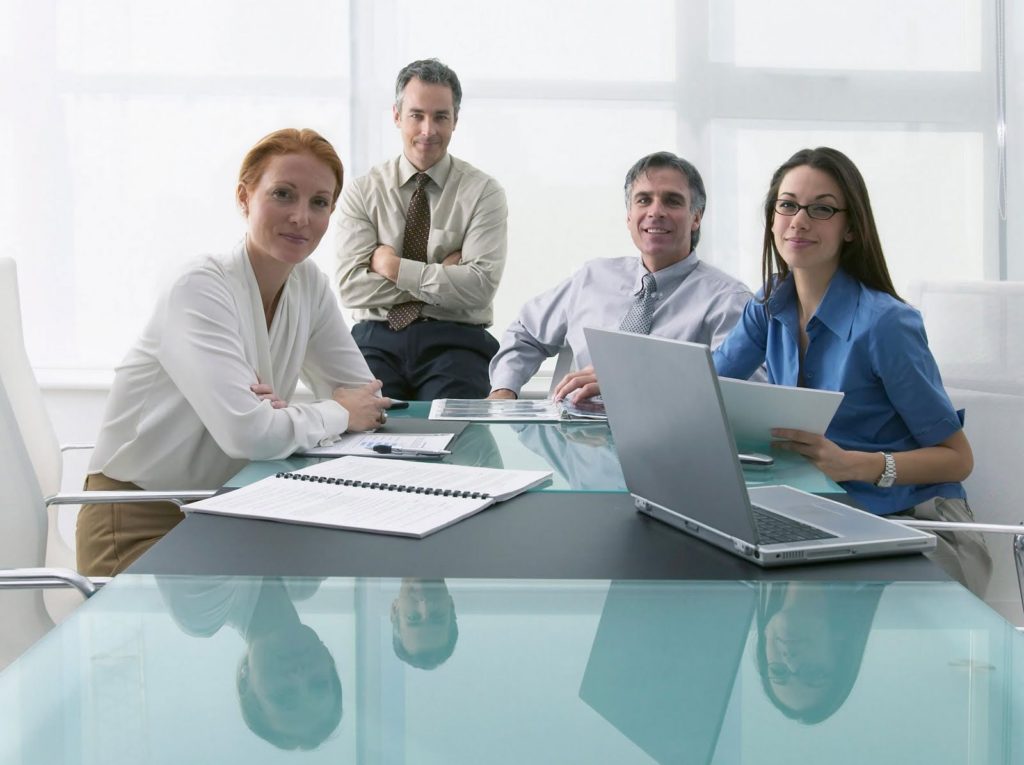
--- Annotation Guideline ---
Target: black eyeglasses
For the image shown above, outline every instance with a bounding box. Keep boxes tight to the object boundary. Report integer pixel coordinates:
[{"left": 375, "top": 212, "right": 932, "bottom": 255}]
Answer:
[
  {"left": 773, "top": 199, "right": 847, "bottom": 221},
  {"left": 766, "top": 662, "right": 832, "bottom": 687}
]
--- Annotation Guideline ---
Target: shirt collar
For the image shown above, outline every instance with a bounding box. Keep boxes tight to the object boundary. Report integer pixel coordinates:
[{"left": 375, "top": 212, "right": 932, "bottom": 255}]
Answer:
[
  {"left": 631, "top": 252, "right": 700, "bottom": 293},
  {"left": 764, "top": 268, "right": 859, "bottom": 339},
  {"left": 398, "top": 153, "right": 452, "bottom": 190},
  {"left": 812, "top": 267, "right": 859, "bottom": 339}
]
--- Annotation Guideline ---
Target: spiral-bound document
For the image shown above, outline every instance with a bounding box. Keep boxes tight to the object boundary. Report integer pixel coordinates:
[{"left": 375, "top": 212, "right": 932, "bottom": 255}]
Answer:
[{"left": 184, "top": 456, "right": 552, "bottom": 538}]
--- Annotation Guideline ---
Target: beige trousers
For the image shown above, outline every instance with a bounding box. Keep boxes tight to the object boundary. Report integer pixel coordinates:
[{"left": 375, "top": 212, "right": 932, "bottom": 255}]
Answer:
[
  {"left": 892, "top": 497, "right": 993, "bottom": 598},
  {"left": 76, "top": 473, "right": 185, "bottom": 577}
]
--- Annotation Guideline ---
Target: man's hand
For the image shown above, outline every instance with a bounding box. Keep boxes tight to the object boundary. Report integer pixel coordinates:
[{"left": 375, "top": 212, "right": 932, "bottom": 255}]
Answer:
[
  {"left": 442, "top": 250, "right": 462, "bottom": 266},
  {"left": 250, "top": 382, "right": 287, "bottom": 409},
  {"left": 333, "top": 380, "right": 392, "bottom": 432},
  {"left": 487, "top": 388, "right": 517, "bottom": 400},
  {"left": 552, "top": 365, "right": 600, "bottom": 403},
  {"left": 771, "top": 428, "right": 881, "bottom": 483},
  {"left": 369, "top": 244, "right": 400, "bottom": 282}
]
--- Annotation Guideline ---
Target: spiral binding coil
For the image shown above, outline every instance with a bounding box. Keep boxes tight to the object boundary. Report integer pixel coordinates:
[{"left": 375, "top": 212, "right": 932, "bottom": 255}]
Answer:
[{"left": 275, "top": 472, "right": 491, "bottom": 500}]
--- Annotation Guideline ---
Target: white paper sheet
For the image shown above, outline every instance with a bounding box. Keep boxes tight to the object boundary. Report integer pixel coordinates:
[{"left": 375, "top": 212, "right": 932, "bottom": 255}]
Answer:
[{"left": 718, "top": 377, "right": 844, "bottom": 445}]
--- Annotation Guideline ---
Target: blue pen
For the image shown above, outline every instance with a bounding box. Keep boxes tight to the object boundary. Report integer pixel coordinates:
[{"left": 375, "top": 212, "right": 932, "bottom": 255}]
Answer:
[{"left": 372, "top": 444, "right": 451, "bottom": 457}]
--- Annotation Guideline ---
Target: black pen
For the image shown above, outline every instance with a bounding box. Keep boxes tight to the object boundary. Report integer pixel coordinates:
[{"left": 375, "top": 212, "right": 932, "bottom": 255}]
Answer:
[{"left": 371, "top": 444, "right": 451, "bottom": 457}]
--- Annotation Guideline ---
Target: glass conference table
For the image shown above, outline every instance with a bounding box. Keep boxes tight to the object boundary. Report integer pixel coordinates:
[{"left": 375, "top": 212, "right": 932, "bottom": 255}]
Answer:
[
  {"left": 1, "top": 575, "right": 1022, "bottom": 764},
  {"left": 225, "top": 402, "right": 842, "bottom": 495}
]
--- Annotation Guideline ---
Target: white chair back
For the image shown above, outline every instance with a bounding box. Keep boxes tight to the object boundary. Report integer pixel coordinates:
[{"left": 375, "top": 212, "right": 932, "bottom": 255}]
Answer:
[
  {"left": 0, "top": 257, "right": 84, "bottom": 622},
  {"left": 906, "top": 280, "right": 1024, "bottom": 396},
  {"left": 0, "top": 258, "right": 62, "bottom": 497},
  {"left": 0, "top": 380, "right": 54, "bottom": 669},
  {"left": 909, "top": 280, "right": 1024, "bottom": 625}
]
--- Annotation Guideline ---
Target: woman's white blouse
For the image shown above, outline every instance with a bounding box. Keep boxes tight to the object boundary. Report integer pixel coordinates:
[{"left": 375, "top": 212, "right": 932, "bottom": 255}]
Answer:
[{"left": 89, "top": 242, "right": 374, "bottom": 491}]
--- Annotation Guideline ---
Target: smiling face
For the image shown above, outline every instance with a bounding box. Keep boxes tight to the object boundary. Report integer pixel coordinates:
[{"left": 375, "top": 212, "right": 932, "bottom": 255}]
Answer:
[
  {"left": 626, "top": 167, "right": 703, "bottom": 271},
  {"left": 764, "top": 604, "right": 837, "bottom": 714},
  {"left": 394, "top": 77, "right": 457, "bottom": 171},
  {"left": 237, "top": 151, "right": 337, "bottom": 270},
  {"left": 247, "top": 623, "right": 340, "bottom": 738},
  {"left": 771, "top": 165, "right": 852, "bottom": 281},
  {"left": 391, "top": 579, "right": 455, "bottom": 658}
]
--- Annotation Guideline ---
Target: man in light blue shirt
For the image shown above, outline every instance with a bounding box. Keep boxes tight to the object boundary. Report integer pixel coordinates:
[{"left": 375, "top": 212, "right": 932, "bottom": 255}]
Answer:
[{"left": 488, "top": 151, "right": 753, "bottom": 400}]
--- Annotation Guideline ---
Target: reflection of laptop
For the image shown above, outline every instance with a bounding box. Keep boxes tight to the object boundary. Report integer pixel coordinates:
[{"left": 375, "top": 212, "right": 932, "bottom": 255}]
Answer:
[
  {"left": 579, "top": 582, "right": 754, "bottom": 765},
  {"left": 586, "top": 329, "right": 936, "bottom": 566}
]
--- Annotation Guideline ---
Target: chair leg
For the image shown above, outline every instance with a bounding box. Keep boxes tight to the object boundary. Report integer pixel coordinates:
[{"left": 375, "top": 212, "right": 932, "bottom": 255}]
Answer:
[{"left": 1015, "top": 534, "right": 1024, "bottom": 616}]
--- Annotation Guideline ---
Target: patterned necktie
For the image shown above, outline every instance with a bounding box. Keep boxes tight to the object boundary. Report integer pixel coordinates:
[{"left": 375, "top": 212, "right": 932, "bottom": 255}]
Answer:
[
  {"left": 618, "top": 272, "right": 658, "bottom": 335},
  {"left": 387, "top": 172, "right": 432, "bottom": 331}
]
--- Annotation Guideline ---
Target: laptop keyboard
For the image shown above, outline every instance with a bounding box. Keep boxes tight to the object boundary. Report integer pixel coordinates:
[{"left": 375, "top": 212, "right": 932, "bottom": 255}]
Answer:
[{"left": 751, "top": 506, "right": 837, "bottom": 545}]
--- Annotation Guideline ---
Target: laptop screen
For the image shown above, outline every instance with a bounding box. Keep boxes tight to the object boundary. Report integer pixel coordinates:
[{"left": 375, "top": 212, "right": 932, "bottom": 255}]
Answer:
[{"left": 585, "top": 329, "right": 759, "bottom": 544}]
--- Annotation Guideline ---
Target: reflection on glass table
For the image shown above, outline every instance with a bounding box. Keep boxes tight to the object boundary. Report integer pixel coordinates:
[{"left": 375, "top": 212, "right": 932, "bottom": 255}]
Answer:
[
  {"left": 1, "top": 575, "right": 1021, "bottom": 764},
  {"left": 227, "top": 408, "right": 840, "bottom": 495}
]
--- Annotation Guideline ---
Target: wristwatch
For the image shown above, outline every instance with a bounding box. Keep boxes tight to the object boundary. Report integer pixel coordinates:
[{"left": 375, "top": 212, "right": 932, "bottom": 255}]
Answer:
[{"left": 875, "top": 452, "right": 896, "bottom": 488}]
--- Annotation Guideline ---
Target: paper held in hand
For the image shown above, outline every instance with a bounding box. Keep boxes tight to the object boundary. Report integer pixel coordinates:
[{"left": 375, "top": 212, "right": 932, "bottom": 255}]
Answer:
[
  {"left": 718, "top": 377, "right": 844, "bottom": 447},
  {"left": 184, "top": 456, "right": 552, "bottom": 538}
]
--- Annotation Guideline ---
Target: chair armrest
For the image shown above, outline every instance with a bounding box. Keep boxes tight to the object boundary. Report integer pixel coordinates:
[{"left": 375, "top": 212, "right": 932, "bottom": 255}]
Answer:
[
  {"left": 0, "top": 567, "right": 106, "bottom": 598},
  {"left": 890, "top": 519, "right": 1024, "bottom": 534},
  {"left": 44, "top": 490, "right": 217, "bottom": 508},
  {"left": 59, "top": 443, "right": 95, "bottom": 453}
]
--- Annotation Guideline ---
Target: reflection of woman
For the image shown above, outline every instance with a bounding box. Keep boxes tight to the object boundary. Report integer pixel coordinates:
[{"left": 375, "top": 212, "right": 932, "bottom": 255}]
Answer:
[
  {"left": 80, "top": 129, "right": 390, "bottom": 576},
  {"left": 391, "top": 578, "right": 458, "bottom": 670},
  {"left": 157, "top": 576, "right": 342, "bottom": 750},
  {"left": 754, "top": 582, "right": 884, "bottom": 724},
  {"left": 713, "top": 147, "right": 990, "bottom": 594}
]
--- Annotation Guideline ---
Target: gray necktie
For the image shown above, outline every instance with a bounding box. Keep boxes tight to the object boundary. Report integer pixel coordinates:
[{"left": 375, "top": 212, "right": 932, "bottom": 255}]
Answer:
[{"left": 618, "top": 272, "right": 658, "bottom": 335}]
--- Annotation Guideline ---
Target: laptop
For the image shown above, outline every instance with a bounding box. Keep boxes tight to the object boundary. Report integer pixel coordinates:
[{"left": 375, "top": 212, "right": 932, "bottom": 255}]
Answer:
[
  {"left": 579, "top": 581, "right": 754, "bottom": 764},
  {"left": 585, "top": 328, "right": 936, "bottom": 566}
]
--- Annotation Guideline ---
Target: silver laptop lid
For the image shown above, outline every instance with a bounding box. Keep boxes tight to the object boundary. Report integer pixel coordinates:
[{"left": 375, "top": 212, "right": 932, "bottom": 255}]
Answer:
[
  {"left": 585, "top": 328, "right": 759, "bottom": 544},
  {"left": 579, "top": 581, "right": 755, "bottom": 765}
]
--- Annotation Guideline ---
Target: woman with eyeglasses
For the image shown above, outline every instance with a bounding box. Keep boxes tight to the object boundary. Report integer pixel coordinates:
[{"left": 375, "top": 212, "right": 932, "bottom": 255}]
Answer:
[
  {"left": 713, "top": 146, "right": 990, "bottom": 594},
  {"left": 754, "top": 582, "right": 885, "bottom": 724}
]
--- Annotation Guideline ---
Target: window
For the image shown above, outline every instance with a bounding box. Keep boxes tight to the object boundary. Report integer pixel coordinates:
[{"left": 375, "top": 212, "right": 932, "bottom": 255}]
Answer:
[{"left": 3, "top": 0, "right": 1014, "bottom": 373}]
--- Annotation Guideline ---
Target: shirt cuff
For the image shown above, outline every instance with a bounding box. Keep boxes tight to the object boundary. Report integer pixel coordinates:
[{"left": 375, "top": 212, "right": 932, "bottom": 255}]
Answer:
[
  {"left": 395, "top": 259, "right": 425, "bottom": 293},
  {"left": 315, "top": 399, "right": 350, "bottom": 438}
]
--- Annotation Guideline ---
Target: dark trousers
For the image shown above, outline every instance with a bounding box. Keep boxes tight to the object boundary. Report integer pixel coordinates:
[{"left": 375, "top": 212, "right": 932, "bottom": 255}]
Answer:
[{"left": 352, "top": 319, "right": 498, "bottom": 400}]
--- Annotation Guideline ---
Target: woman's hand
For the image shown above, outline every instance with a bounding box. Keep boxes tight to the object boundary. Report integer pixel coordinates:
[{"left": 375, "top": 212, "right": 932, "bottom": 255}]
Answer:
[
  {"left": 771, "top": 428, "right": 882, "bottom": 483},
  {"left": 250, "top": 382, "right": 287, "bottom": 409},
  {"left": 552, "top": 365, "right": 600, "bottom": 402},
  {"left": 332, "top": 380, "right": 391, "bottom": 432}
]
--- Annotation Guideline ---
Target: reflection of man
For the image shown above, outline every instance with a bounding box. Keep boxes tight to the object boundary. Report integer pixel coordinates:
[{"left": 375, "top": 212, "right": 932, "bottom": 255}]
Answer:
[
  {"left": 337, "top": 58, "right": 508, "bottom": 399},
  {"left": 391, "top": 578, "right": 458, "bottom": 670},
  {"left": 512, "top": 423, "right": 625, "bottom": 491},
  {"left": 157, "top": 576, "right": 342, "bottom": 751},
  {"left": 489, "top": 151, "right": 752, "bottom": 401}
]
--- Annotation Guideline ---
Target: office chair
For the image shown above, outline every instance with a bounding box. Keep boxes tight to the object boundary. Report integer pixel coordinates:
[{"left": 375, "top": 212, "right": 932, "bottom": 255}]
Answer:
[
  {"left": 0, "top": 379, "right": 93, "bottom": 670},
  {"left": 904, "top": 279, "right": 1024, "bottom": 626},
  {"left": 518, "top": 345, "right": 574, "bottom": 400},
  {"left": 0, "top": 257, "right": 214, "bottom": 625}
]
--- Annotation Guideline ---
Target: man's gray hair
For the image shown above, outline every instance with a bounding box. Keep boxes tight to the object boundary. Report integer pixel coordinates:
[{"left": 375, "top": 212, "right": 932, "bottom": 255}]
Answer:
[
  {"left": 623, "top": 151, "right": 707, "bottom": 249},
  {"left": 394, "top": 58, "right": 463, "bottom": 118}
]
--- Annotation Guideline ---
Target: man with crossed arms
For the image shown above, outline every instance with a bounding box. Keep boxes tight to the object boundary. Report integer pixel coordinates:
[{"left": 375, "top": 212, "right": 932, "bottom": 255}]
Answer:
[
  {"left": 337, "top": 58, "right": 507, "bottom": 399},
  {"left": 488, "top": 151, "right": 752, "bottom": 401}
]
